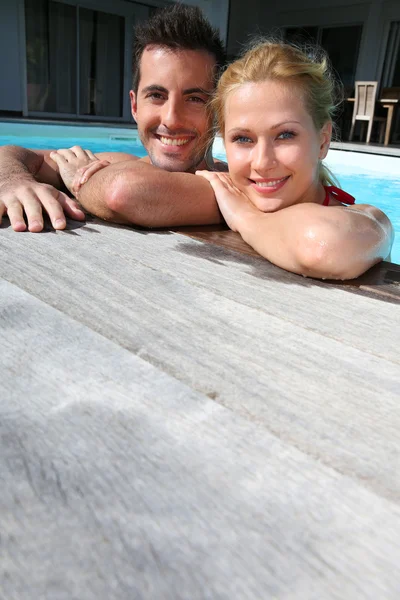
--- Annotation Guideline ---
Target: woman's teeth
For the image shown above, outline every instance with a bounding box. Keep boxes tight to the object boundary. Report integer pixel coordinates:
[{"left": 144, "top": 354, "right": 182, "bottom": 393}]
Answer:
[{"left": 254, "top": 177, "right": 287, "bottom": 187}]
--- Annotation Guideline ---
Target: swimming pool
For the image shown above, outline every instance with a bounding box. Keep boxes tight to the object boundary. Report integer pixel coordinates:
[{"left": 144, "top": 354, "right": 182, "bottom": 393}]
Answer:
[{"left": 1, "top": 121, "right": 399, "bottom": 264}]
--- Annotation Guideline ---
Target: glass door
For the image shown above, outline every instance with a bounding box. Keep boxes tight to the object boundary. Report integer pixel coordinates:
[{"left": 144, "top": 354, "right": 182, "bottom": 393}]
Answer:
[
  {"left": 285, "top": 24, "right": 363, "bottom": 90},
  {"left": 25, "top": 0, "right": 126, "bottom": 120},
  {"left": 381, "top": 22, "right": 400, "bottom": 142}
]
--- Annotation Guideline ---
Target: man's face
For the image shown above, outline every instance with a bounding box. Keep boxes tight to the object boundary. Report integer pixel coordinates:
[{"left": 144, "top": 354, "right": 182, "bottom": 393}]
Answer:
[{"left": 130, "top": 46, "right": 216, "bottom": 173}]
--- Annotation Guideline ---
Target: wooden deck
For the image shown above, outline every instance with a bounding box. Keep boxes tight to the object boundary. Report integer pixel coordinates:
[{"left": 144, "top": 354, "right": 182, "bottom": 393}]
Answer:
[{"left": 1, "top": 217, "right": 400, "bottom": 599}]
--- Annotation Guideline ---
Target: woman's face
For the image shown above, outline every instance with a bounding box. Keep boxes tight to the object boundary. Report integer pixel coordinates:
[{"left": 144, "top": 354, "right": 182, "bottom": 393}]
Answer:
[{"left": 224, "top": 80, "right": 331, "bottom": 212}]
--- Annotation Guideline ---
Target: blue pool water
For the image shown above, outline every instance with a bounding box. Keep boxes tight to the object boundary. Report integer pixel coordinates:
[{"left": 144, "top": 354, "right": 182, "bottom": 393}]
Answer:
[{"left": 1, "top": 121, "right": 399, "bottom": 264}]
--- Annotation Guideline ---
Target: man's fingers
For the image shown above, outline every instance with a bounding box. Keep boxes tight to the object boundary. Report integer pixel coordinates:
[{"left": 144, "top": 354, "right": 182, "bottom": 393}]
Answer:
[
  {"left": 34, "top": 189, "right": 85, "bottom": 227},
  {"left": 56, "top": 191, "right": 86, "bottom": 221},
  {"left": 0, "top": 201, "right": 5, "bottom": 226},
  {"left": 50, "top": 151, "right": 68, "bottom": 167},
  {"left": 31, "top": 189, "right": 67, "bottom": 230},
  {"left": 54, "top": 148, "right": 76, "bottom": 162},
  {"left": 86, "top": 150, "right": 97, "bottom": 160},
  {"left": 6, "top": 202, "right": 28, "bottom": 232},
  {"left": 70, "top": 145, "right": 87, "bottom": 159},
  {"left": 71, "top": 161, "right": 110, "bottom": 196},
  {"left": 79, "top": 161, "right": 110, "bottom": 184},
  {"left": 17, "top": 192, "right": 48, "bottom": 232}
]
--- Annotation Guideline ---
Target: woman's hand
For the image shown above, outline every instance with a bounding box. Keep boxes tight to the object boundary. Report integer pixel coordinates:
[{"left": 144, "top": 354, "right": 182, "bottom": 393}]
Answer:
[
  {"left": 195, "top": 170, "right": 258, "bottom": 231},
  {"left": 50, "top": 147, "right": 110, "bottom": 197}
]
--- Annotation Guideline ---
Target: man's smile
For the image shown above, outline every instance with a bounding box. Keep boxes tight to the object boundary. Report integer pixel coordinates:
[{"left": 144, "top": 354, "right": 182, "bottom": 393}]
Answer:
[{"left": 158, "top": 135, "right": 194, "bottom": 147}]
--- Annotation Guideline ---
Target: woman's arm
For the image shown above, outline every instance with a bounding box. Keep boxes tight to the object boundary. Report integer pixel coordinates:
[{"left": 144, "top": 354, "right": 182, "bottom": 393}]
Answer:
[{"left": 196, "top": 171, "right": 394, "bottom": 280}]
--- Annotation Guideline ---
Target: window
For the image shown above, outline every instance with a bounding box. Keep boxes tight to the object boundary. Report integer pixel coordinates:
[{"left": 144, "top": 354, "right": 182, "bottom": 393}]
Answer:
[
  {"left": 284, "top": 25, "right": 363, "bottom": 89},
  {"left": 382, "top": 22, "right": 400, "bottom": 87},
  {"left": 25, "top": 0, "right": 125, "bottom": 118}
]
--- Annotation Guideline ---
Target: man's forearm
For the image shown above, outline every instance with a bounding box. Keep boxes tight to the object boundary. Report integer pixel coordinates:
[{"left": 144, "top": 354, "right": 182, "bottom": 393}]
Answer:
[
  {"left": 0, "top": 145, "right": 62, "bottom": 189},
  {"left": 77, "top": 160, "right": 222, "bottom": 227},
  {"left": 0, "top": 145, "right": 41, "bottom": 188}
]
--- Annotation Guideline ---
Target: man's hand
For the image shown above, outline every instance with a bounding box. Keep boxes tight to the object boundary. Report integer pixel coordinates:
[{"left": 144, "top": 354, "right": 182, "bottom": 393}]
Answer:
[
  {"left": 0, "top": 180, "right": 86, "bottom": 232},
  {"left": 50, "top": 147, "right": 110, "bottom": 196}
]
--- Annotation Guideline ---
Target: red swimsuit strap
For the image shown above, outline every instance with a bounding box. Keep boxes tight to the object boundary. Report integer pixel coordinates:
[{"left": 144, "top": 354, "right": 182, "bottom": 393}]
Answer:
[{"left": 323, "top": 185, "right": 355, "bottom": 206}]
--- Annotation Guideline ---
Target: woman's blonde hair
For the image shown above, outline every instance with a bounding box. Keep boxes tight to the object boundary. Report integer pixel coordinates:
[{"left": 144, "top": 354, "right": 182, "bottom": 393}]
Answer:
[{"left": 211, "top": 39, "right": 341, "bottom": 186}]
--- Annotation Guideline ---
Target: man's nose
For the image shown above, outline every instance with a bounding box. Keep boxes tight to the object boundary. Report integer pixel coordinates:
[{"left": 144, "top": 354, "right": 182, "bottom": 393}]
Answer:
[
  {"left": 161, "top": 98, "right": 184, "bottom": 130},
  {"left": 252, "top": 140, "right": 277, "bottom": 172}
]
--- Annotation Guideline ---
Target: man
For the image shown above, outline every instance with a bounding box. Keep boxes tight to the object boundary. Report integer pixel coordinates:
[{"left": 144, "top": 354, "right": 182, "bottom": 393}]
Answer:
[
  {"left": 0, "top": 4, "right": 225, "bottom": 232},
  {"left": 0, "top": 5, "right": 393, "bottom": 278}
]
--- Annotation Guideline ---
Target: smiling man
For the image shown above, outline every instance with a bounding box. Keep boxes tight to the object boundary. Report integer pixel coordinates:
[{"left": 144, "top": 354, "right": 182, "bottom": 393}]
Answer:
[
  {"left": 131, "top": 45, "right": 215, "bottom": 173},
  {"left": 0, "top": 5, "right": 226, "bottom": 230}
]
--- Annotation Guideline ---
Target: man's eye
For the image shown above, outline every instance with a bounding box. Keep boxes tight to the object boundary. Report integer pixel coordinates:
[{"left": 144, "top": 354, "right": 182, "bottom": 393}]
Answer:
[
  {"left": 147, "top": 93, "right": 164, "bottom": 100},
  {"left": 277, "top": 130, "right": 296, "bottom": 140},
  {"left": 187, "top": 96, "right": 206, "bottom": 103}
]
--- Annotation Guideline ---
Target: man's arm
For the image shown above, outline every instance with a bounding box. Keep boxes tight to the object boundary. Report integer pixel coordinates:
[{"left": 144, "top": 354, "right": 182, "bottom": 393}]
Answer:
[
  {"left": 0, "top": 145, "right": 79, "bottom": 231},
  {"left": 75, "top": 159, "right": 222, "bottom": 227},
  {"left": 0, "top": 145, "right": 137, "bottom": 231}
]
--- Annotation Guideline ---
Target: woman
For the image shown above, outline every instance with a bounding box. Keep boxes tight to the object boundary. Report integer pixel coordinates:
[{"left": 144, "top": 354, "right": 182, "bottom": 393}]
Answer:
[{"left": 196, "top": 40, "right": 394, "bottom": 280}]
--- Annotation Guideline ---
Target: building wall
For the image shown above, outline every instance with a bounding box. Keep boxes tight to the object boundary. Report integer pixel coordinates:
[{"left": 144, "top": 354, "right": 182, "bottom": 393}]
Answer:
[
  {"left": 181, "top": 0, "right": 230, "bottom": 45},
  {"left": 0, "top": 0, "right": 230, "bottom": 118},
  {"left": 0, "top": 0, "right": 24, "bottom": 111},
  {"left": 227, "top": 0, "right": 400, "bottom": 83},
  {"left": 3, "top": 0, "right": 400, "bottom": 117}
]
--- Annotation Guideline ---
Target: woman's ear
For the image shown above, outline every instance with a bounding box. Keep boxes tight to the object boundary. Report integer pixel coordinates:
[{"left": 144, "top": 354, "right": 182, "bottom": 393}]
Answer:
[{"left": 319, "top": 121, "right": 332, "bottom": 159}]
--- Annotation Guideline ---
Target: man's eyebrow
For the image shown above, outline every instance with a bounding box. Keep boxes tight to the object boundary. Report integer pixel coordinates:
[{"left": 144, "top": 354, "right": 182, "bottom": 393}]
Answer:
[
  {"left": 141, "top": 85, "right": 168, "bottom": 95},
  {"left": 183, "top": 87, "right": 213, "bottom": 96},
  {"left": 140, "top": 85, "right": 212, "bottom": 96}
]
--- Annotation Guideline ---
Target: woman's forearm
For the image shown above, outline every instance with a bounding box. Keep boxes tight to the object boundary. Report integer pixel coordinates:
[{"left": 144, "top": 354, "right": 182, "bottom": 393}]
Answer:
[{"left": 235, "top": 203, "right": 392, "bottom": 280}]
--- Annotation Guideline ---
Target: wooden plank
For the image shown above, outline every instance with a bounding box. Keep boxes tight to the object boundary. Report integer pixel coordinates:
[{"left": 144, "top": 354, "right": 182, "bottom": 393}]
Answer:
[
  {"left": 172, "top": 224, "right": 400, "bottom": 303},
  {"left": 1, "top": 222, "right": 400, "bottom": 503},
  {"left": 1, "top": 219, "right": 398, "bottom": 359},
  {"left": 1, "top": 281, "right": 400, "bottom": 599}
]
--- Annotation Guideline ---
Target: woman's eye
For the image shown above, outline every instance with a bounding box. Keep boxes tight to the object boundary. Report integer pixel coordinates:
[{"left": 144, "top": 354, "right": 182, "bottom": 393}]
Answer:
[
  {"left": 277, "top": 130, "right": 296, "bottom": 140},
  {"left": 232, "top": 135, "right": 253, "bottom": 144}
]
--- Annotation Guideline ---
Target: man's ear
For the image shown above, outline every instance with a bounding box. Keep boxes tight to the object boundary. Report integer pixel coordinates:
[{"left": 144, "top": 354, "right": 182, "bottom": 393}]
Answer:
[
  {"left": 130, "top": 90, "right": 138, "bottom": 122},
  {"left": 319, "top": 121, "right": 332, "bottom": 160}
]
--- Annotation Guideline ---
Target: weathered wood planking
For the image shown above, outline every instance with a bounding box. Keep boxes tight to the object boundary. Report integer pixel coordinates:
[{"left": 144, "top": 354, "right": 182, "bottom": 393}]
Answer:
[
  {"left": 1, "top": 222, "right": 399, "bottom": 504},
  {"left": 1, "top": 219, "right": 398, "bottom": 360},
  {"left": 173, "top": 223, "right": 400, "bottom": 303},
  {"left": 1, "top": 281, "right": 400, "bottom": 599}
]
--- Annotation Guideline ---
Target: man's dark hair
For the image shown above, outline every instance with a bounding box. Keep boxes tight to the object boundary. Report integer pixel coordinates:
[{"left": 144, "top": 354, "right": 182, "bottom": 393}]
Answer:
[{"left": 132, "top": 4, "right": 226, "bottom": 92}]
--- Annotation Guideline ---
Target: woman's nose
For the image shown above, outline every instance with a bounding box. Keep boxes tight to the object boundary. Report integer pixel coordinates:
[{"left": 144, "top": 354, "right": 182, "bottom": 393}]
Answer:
[{"left": 252, "top": 141, "right": 277, "bottom": 172}]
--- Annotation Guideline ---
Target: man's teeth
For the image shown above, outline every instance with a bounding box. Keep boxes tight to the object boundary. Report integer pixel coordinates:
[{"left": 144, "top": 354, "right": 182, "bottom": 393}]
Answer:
[
  {"left": 160, "top": 136, "right": 190, "bottom": 146},
  {"left": 254, "top": 177, "right": 287, "bottom": 187}
]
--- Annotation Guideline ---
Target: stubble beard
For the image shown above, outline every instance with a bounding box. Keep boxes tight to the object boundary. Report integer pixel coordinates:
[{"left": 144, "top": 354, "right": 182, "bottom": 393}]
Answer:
[{"left": 138, "top": 128, "right": 206, "bottom": 173}]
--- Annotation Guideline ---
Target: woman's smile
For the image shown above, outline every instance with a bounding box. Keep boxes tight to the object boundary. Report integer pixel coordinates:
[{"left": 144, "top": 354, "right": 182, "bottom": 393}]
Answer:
[
  {"left": 224, "top": 80, "right": 330, "bottom": 211},
  {"left": 249, "top": 176, "right": 290, "bottom": 193}
]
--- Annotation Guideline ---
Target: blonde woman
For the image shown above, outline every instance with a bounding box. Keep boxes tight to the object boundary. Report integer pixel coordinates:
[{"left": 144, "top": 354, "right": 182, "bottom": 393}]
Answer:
[{"left": 197, "top": 41, "right": 394, "bottom": 280}]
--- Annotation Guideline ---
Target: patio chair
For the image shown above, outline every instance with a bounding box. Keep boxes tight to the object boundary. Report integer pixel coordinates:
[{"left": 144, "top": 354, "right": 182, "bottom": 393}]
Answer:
[{"left": 348, "top": 81, "right": 386, "bottom": 144}]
